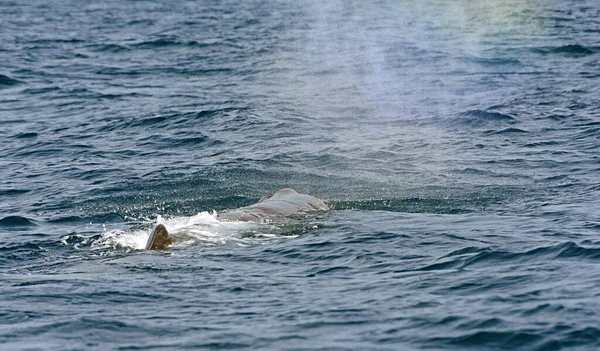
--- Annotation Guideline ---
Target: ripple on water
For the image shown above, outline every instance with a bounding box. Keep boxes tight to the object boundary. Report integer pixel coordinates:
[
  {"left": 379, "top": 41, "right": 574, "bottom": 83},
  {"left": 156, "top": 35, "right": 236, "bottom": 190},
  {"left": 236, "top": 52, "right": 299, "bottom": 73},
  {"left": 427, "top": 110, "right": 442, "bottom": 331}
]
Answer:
[
  {"left": 531, "top": 44, "right": 597, "bottom": 57},
  {"left": 0, "top": 215, "right": 38, "bottom": 229},
  {"left": 0, "top": 74, "right": 21, "bottom": 87},
  {"left": 1, "top": 0, "right": 600, "bottom": 350}
]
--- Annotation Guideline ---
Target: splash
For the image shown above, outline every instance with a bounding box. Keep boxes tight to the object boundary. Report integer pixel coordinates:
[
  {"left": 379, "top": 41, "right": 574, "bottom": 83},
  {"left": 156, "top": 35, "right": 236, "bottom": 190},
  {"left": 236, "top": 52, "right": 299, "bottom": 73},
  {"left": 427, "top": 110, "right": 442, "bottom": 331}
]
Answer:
[{"left": 92, "top": 211, "right": 285, "bottom": 251}]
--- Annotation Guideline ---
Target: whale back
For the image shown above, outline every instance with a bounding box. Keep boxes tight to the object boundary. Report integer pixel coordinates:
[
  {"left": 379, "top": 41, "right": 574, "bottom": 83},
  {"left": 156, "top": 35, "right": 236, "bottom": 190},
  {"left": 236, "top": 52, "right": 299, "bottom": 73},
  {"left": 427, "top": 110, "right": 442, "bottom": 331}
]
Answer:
[{"left": 217, "top": 188, "right": 328, "bottom": 222}]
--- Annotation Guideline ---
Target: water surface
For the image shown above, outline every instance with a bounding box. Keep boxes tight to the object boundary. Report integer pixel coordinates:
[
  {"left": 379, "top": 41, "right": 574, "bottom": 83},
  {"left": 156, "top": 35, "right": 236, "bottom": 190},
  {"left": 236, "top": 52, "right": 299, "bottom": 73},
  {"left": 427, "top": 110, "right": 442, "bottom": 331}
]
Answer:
[{"left": 1, "top": 0, "right": 600, "bottom": 350}]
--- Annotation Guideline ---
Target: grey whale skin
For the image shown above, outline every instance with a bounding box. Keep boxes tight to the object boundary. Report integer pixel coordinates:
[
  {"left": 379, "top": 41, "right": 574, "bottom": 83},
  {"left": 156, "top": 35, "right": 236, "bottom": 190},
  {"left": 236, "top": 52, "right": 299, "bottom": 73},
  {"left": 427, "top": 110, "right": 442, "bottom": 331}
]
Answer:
[
  {"left": 145, "top": 188, "right": 328, "bottom": 250},
  {"left": 217, "top": 188, "right": 329, "bottom": 222}
]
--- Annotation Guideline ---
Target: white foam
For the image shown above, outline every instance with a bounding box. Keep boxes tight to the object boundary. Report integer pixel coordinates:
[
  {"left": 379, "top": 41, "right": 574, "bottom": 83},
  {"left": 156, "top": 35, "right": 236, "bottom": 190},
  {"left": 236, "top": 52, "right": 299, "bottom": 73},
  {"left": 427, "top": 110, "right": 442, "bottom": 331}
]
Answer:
[{"left": 93, "top": 211, "right": 272, "bottom": 251}]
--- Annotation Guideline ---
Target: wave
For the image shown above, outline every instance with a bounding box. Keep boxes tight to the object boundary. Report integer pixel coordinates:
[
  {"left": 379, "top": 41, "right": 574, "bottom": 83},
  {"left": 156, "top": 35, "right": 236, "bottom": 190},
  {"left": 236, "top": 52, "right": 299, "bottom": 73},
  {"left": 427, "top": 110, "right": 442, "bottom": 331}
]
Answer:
[
  {"left": 46, "top": 213, "right": 125, "bottom": 225},
  {"left": 485, "top": 127, "right": 529, "bottom": 135},
  {"left": 426, "top": 325, "right": 600, "bottom": 350},
  {"left": 461, "top": 109, "right": 516, "bottom": 123},
  {"left": 0, "top": 189, "right": 30, "bottom": 196},
  {"left": 0, "top": 74, "right": 21, "bottom": 88},
  {"left": 93, "top": 66, "right": 141, "bottom": 76},
  {"left": 131, "top": 37, "right": 229, "bottom": 50},
  {"left": 97, "top": 108, "right": 247, "bottom": 133},
  {"left": 0, "top": 215, "right": 38, "bottom": 229},
  {"left": 0, "top": 242, "right": 48, "bottom": 266},
  {"left": 419, "top": 241, "right": 600, "bottom": 272},
  {"left": 523, "top": 140, "right": 560, "bottom": 148},
  {"left": 85, "top": 43, "right": 130, "bottom": 53},
  {"left": 169, "top": 136, "right": 224, "bottom": 148},
  {"left": 442, "top": 109, "right": 517, "bottom": 129},
  {"left": 133, "top": 38, "right": 188, "bottom": 49},
  {"left": 433, "top": 330, "right": 542, "bottom": 349},
  {"left": 468, "top": 57, "right": 522, "bottom": 66},
  {"left": 11, "top": 132, "right": 38, "bottom": 139},
  {"left": 531, "top": 44, "right": 596, "bottom": 57},
  {"left": 27, "top": 38, "right": 84, "bottom": 45}
]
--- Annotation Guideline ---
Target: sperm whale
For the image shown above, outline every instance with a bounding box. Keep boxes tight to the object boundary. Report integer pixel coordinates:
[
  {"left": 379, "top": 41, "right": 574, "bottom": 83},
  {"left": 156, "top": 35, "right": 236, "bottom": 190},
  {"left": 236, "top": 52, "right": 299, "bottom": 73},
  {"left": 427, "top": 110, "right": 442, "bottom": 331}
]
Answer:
[{"left": 145, "top": 188, "right": 328, "bottom": 250}]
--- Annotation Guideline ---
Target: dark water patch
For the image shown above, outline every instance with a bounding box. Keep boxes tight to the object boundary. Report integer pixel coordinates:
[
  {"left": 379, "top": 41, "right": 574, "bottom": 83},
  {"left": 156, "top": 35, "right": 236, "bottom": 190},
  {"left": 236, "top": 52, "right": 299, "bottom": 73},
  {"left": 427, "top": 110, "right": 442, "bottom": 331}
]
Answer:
[
  {"left": 86, "top": 43, "right": 130, "bottom": 53},
  {"left": 159, "top": 134, "right": 223, "bottom": 149},
  {"left": 0, "top": 118, "right": 28, "bottom": 125},
  {"left": 486, "top": 127, "right": 529, "bottom": 135},
  {"left": 455, "top": 317, "right": 507, "bottom": 331},
  {"left": 523, "top": 140, "right": 560, "bottom": 148},
  {"left": 567, "top": 101, "right": 589, "bottom": 111},
  {"left": 259, "top": 246, "right": 313, "bottom": 261},
  {"left": 133, "top": 38, "right": 182, "bottom": 49},
  {"left": 27, "top": 37, "right": 85, "bottom": 45},
  {"left": 126, "top": 19, "right": 156, "bottom": 27},
  {"left": 577, "top": 126, "right": 600, "bottom": 139},
  {"left": 9, "top": 278, "right": 83, "bottom": 288},
  {"left": 0, "top": 74, "right": 21, "bottom": 87},
  {"left": 538, "top": 174, "right": 574, "bottom": 184},
  {"left": 64, "top": 167, "right": 125, "bottom": 183},
  {"left": 420, "top": 242, "right": 600, "bottom": 272},
  {"left": 579, "top": 71, "right": 600, "bottom": 79},
  {"left": 544, "top": 113, "right": 575, "bottom": 122},
  {"left": 444, "top": 274, "right": 535, "bottom": 297},
  {"left": 0, "top": 242, "right": 47, "bottom": 262},
  {"left": 521, "top": 303, "right": 565, "bottom": 317},
  {"left": 11, "top": 132, "right": 38, "bottom": 139},
  {"left": 131, "top": 37, "right": 221, "bottom": 50},
  {"left": 534, "top": 327, "right": 600, "bottom": 350},
  {"left": 160, "top": 66, "right": 237, "bottom": 77},
  {"left": 444, "top": 110, "right": 516, "bottom": 128},
  {"left": 13, "top": 145, "right": 64, "bottom": 158},
  {"left": 98, "top": 108, "right": 246, "bottom": 133},
  {"left": 93, "top": 66, "right": 141, "bottom": 76},
  {"left": 18, "top": 317, "right": 157, "bottom": 340},
  {"left": 430, "top": 330, "right": 543, "bottom": 350},
  {"left": 0, "top": 309, "right": 50, "bottom": 325},
  {"left": 22, "top": 86, "right": 61, "bottom": 95},
  {"left": 564, "top": 327, "right": 600, "bottom": 347},
  {"left": 458, "top": 168, "right": 496, "bottom": 177},
  {"left": 331, "top": 190, "right": 508, "bottom": 214},
  {"left": 105, "top": 115, "right": 169, "bottom": 131},
  {"left": 341, "top": 230, "right": 411, "bottom": 245},
  {"left": 531, "top": 44, "right": 596, "bottom": 57},
  {"left": 554, "top": 242, "right": 600, "bottom": 260},
  {"left": 575, "top": 121, "right": 600, "bottom": 128},
  {"left": 0, "top": 189, "right": 31, "bottom": 196},
  {"left": 46, "top": 213, "right": 125, "bottom": 225},
  {"left": 306, "top": 265, "right": 352, "bottom": 277},
  {"left": 56, "top": 88, "right": 133, "bottom": 101},
  {"left": 468, "top": 57, "right": 522, "bottom": 66},
  {"left": 0, "top": 215, "right": 38, "bottom": 229}
]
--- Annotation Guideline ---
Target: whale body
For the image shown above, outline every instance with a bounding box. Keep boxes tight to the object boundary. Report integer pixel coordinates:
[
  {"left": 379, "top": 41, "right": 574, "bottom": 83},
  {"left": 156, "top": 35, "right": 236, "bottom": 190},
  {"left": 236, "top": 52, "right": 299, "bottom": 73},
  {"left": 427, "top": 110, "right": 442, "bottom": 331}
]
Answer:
[
  {"left": 145, "top": 188, "right": 328, "bottom": 250},
  {"left": 217, "top": 188, "right": 329, "bottom": 222}
]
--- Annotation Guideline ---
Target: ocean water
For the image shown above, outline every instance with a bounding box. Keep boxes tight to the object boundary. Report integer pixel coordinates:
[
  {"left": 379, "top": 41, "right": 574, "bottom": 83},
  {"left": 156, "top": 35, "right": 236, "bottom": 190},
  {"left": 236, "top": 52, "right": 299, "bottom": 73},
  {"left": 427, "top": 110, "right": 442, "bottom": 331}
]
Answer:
[{"left": 1, "top": 0, "right": 600, "bottom": 349}]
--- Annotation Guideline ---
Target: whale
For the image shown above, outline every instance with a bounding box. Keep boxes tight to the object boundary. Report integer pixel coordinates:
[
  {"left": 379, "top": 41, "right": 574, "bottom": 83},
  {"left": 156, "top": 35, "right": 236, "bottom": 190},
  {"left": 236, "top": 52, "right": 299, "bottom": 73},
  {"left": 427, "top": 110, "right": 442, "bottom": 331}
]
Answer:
[
  {"left": 217, "top": 188, "right": 329, "bottom": 222},
  {"left": 145, "top": 188, "right": 328, "bottom": 250}
]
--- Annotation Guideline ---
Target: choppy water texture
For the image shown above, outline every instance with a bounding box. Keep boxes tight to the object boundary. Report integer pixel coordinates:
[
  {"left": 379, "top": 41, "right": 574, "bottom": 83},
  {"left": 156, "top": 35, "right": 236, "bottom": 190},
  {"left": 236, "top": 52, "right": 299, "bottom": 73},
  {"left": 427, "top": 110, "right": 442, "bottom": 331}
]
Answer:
[{"left": 1, "top": 0, "right": 600, "bottom": 350}]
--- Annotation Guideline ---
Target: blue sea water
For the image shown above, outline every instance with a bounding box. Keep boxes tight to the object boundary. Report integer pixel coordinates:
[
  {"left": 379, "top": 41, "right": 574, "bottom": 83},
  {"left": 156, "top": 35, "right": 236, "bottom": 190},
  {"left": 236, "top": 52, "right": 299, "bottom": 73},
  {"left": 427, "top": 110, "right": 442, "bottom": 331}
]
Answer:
[{"left": 1, "top": 0, "right": 600, "bottom": 349}]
